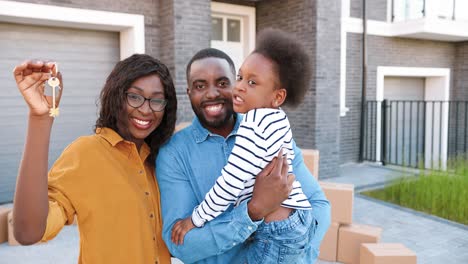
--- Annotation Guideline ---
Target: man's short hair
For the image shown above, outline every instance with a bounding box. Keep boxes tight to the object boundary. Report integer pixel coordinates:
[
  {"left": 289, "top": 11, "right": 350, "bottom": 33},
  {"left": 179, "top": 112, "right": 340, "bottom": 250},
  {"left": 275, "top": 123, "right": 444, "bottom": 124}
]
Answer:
[{"left": 186, "top": 48, "right": 236, "bottom": 82}]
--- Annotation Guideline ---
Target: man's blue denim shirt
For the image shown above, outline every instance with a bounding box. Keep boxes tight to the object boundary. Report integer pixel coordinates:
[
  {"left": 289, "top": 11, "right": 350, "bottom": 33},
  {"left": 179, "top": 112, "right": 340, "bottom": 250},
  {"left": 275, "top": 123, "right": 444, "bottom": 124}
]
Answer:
[{"left": 156, "top": 114, "right": 331, "bottom": 263}]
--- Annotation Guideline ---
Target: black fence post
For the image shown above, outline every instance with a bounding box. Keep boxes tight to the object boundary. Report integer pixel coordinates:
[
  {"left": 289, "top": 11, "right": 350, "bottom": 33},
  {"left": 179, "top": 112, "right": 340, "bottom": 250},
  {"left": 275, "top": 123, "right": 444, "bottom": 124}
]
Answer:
[{"left": 381, "top": 100, "right": 388, "bottom": 165}]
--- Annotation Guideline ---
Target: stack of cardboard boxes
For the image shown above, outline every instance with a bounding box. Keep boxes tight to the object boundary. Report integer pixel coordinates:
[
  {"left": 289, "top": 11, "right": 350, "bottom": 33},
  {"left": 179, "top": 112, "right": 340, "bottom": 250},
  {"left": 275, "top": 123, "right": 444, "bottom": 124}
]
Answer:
[{"left": 301, "top": 149, "right": 416, "bottom": 264}]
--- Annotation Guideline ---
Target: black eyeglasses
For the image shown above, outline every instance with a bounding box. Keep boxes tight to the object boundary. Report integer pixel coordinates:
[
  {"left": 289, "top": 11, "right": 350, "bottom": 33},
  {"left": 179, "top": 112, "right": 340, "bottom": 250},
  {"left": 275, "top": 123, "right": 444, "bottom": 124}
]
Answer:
[{"left": 125, "top": 92, "right": 167, "bottom": 112}]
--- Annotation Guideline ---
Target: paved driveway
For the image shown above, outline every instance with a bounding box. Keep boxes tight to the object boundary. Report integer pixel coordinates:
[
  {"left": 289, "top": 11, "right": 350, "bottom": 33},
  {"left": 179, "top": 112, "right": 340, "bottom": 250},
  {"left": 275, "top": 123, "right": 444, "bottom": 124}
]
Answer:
[{"left": 1, "top": 163, "right": 467, "bottom": 263}]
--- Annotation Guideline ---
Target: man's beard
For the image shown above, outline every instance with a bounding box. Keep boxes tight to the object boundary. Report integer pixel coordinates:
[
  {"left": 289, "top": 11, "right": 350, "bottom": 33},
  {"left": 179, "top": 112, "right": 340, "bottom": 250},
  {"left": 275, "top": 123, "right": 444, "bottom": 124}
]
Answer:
[{"left": 191, "top": 103, "right": 235, "bottom": 130}]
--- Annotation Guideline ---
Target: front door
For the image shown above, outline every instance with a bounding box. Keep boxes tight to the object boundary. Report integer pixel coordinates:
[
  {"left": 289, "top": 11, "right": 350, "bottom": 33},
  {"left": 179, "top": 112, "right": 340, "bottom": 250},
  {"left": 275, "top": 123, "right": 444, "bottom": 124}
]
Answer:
[{"left": 211, "top": 15, "right": 244, "bottom": 71}]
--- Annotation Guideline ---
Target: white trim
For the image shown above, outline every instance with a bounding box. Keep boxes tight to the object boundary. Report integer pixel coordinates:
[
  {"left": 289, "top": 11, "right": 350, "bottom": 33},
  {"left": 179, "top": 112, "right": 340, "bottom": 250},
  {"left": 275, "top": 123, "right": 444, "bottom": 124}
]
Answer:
[
  {"left": 376, "top": 67, "right": 450, "bottom": 101},
  {"left": 211, "top": 2, "right": 255, "bottom": 55},
  {"left": 0, "top": 0, "right": 145, "bottom": 59},
  {"left": 344, "top": 16, "right": 468, "bottom": 41},
  {"left": 345, "top": 17, "right": 394, "bottom": 36},
  {"left": 375, "top": 66, "right": 450, "bottom": 170}
]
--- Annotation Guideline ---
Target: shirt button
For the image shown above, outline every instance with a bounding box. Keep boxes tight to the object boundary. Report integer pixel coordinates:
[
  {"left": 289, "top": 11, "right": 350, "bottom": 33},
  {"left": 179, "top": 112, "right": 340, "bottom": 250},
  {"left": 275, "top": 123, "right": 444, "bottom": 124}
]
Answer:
[
  {"left": 150, "top": 213, "right": 154, "bottom": 218},
  {"left": 153, "top": 236, "right": 156, "bottom": 241},
  {"left": 232, "top": 242, "right": 236, "bottom": 246},
  {"left": 139, "top": 170, "right": 144, "bottom": 174},
  {"left": 248, "top": 226, "right": 253, "bottom": 230},
  {"left": 145, "top": 191, "right": 150, "bottom": 196}
]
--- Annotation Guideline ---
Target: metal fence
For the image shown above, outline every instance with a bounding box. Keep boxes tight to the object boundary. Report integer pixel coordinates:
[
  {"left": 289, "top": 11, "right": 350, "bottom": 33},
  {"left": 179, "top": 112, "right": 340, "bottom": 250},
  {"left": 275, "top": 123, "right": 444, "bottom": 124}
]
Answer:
[{"left": 363, "top": 100, "right": 468, "bottom": 169}]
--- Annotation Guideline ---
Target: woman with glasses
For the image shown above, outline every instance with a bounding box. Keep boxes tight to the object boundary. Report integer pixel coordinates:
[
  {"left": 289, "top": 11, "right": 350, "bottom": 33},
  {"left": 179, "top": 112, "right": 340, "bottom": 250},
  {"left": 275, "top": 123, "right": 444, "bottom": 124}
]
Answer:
[{"left": 11, "top": 54, "right": 177, "bottom": 264}]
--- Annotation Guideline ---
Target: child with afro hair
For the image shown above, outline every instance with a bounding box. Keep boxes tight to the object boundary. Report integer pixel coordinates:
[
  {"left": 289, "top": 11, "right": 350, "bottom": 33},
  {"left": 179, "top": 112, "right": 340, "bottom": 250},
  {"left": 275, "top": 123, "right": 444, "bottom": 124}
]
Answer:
[{"left": 172, "top": 28, "right": 315, "bottom": 263}]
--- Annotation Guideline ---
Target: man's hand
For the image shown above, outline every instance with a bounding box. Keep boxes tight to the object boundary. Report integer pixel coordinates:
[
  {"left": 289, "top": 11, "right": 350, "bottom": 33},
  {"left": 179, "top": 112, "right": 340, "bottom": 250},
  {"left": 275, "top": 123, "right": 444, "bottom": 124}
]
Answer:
[
  {"left": 248, "top": 149, "right": 295, "bottom": 221},
  {"left": 171, "top": 217, "right": 196, "bottom": 245}
]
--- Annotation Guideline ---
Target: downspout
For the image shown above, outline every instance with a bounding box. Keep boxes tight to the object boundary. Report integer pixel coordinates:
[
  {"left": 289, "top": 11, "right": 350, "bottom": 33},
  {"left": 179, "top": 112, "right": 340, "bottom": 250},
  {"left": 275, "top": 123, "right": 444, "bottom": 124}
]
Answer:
[{"left": 359, "top": 0, "right": 368, "bottom": 162}]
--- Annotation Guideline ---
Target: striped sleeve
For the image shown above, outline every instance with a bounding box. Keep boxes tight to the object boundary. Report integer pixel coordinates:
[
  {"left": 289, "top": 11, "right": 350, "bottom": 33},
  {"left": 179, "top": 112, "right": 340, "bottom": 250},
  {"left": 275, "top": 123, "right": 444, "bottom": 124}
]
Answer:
[
  {"left": 257, "top": 110, "right": 292, "bottom": 163},
  {"left": 192, "top": 110, "right": 270, "bottom": 227}
]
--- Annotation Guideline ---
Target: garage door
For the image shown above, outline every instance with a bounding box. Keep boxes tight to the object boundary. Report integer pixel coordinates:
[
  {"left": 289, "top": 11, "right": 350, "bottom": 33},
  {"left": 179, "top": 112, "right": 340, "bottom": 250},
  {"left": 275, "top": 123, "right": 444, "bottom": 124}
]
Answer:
[{"left": 0, "top": 22, "right": 119, "bottom": 203}]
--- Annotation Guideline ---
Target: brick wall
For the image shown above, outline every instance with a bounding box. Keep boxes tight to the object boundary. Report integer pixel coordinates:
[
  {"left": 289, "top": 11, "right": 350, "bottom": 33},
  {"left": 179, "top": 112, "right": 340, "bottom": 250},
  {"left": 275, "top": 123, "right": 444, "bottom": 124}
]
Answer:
[
  {"left": 454, "top": 42, "right": 468, "bottom": 100},
  {"left": 313, "top": 0, "right": 341, "bottom": 178},
  {"left": 351, "top": 0, "right": 388, "bottom": 21},
  {"left": 257, "top": 0, "right": 341, "bottom": 178},
  {"left": 340, "top": 34, "right": 457, "bottom": 163},
  {"left": 256, "top": 0, "right": 317, "bottom": 152},
  {"left": 450, "top": 42, "right": 468, "bottom": 155},
  {"left": 160, "top": 0, "right": 212, "bottom": 122}
]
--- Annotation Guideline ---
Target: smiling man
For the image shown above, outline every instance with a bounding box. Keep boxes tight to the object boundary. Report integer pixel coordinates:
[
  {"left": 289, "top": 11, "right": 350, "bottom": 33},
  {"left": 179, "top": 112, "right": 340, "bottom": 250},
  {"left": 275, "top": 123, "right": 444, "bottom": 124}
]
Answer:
[
  {"left": 185, "top": 55, "right": 235, "bottom": 138},
  {"left": 156, "top": 48, "right": 330, "bottom": 263}
]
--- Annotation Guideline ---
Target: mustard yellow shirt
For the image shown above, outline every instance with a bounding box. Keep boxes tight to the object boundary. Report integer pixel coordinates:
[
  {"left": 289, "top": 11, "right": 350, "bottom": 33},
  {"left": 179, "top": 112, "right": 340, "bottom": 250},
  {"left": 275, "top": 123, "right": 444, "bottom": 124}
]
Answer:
[{"left": 41, "top": 127, "right": 170, "bottom": 264}]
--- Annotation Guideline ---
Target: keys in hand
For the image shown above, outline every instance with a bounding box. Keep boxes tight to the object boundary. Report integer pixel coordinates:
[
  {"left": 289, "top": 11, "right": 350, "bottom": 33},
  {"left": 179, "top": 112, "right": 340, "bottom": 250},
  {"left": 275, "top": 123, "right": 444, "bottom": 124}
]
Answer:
[{"left": 47, "top": 76, "right": 61, "bottom": 117}]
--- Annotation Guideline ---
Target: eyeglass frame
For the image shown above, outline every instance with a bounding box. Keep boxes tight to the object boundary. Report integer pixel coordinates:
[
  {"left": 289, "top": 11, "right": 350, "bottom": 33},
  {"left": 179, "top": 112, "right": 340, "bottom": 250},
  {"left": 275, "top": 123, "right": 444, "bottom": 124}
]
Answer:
[{"left": 125, "top": 92, "right": 167, "bottom": 112}]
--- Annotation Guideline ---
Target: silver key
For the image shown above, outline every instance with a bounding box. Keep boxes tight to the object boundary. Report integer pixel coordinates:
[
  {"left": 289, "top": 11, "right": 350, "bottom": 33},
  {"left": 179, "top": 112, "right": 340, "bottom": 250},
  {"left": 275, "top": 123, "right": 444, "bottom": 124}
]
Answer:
[
  {"left": 47, "top": 76, "right": 61, "bottom": 117},
  {"left": 47, "top": 77, "right": 60, "bottom": 88}
]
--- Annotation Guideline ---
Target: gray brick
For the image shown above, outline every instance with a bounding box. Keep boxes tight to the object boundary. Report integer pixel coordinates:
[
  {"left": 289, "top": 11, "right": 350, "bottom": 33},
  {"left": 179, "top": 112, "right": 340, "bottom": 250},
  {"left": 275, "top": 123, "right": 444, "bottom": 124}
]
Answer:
[
  {"left": 256, "top": 0, "right": 341, "bottom": 178},
  {"left": 351, "top": 0, "right": 388, "bottom": 21}
]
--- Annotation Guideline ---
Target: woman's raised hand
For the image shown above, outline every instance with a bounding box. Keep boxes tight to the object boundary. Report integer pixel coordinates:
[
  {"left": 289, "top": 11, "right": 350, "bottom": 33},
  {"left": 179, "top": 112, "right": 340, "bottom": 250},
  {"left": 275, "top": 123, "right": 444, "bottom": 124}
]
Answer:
[{"left": 13, "top": 60, "right": 63, "bottom": 117}]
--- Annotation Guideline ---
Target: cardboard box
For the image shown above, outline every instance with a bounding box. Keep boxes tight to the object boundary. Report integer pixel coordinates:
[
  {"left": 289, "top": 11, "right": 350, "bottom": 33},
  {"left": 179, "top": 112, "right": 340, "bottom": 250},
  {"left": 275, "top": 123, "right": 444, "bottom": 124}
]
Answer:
[
  {"left": 301, "top": 149, "right": 319, "bottom": 179},
  {"left": 337, "top": 224, "right": 382, "bottom": 264},
  {"left": 360, "top": 243, "right": 417, "bottom": 264},
  {"left": 7, "top": 211, "right": 20, "bottom": 246},
  {"left": 0, "top": 207, "right": 11, "bottom": 243},
  {"left": 319, "top": 182, "right": 354, "bottom": 224},
  {"left": 319, "top": 222, "right": 340, "bottom": 261}
]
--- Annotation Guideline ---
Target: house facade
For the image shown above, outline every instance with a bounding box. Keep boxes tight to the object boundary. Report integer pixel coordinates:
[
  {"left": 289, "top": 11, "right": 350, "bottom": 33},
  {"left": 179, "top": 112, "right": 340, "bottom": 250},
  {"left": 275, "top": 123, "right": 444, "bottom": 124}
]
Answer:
[
  {"left": 342, "top": 0, "right": 468, "bottom": 170},
  {"left": 0, "top": 0, "right": 467, "bottom": 203}
]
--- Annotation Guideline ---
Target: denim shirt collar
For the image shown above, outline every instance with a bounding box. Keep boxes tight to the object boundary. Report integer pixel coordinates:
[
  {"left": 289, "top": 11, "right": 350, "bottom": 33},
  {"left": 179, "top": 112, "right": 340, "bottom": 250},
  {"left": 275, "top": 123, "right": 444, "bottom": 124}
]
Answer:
[{"left": 191, "top": 113, "right": 242, "bottom": 143}]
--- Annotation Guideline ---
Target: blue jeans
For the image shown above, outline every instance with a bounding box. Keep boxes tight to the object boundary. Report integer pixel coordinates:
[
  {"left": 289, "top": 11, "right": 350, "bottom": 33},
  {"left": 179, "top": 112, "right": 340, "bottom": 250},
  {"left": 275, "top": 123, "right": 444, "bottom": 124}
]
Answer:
[{"left": 238, "top": 209, "right": 316, "bottom": 264}]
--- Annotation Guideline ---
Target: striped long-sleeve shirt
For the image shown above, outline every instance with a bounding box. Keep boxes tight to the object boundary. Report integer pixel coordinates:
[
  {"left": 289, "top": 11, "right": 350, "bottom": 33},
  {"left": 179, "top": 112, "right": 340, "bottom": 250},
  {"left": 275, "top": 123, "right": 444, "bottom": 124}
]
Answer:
[{"left": 191, "top": 108, "right": 312, "bottom": 227}]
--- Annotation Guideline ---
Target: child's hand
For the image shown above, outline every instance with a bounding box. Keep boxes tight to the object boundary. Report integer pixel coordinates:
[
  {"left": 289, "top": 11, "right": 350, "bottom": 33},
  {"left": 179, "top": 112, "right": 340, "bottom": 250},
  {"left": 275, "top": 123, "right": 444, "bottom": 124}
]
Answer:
[{"left": 171, "top": 217, "right": 195, "bottom": 245}]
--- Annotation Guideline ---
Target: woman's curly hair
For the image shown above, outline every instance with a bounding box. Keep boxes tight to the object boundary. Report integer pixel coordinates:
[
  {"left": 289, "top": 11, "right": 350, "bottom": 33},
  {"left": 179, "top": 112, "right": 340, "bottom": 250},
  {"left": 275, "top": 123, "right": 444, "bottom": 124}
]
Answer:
[{"left": 95, "top": 54, "right": 177, "bottom": 165}]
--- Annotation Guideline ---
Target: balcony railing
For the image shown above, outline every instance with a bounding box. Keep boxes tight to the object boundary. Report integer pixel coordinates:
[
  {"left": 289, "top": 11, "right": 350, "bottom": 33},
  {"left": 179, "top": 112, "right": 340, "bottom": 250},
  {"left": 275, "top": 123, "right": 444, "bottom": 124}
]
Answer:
[{"left": 392, "top": 0, "right": 468, "bottom": 22}]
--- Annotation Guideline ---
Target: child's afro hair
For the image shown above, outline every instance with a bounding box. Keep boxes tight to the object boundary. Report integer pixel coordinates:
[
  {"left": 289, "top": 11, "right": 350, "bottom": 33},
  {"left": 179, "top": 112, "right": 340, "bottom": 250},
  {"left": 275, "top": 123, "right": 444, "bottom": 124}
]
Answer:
[{"left": 254, "top": 28, "right": 311, "bottom": 107}]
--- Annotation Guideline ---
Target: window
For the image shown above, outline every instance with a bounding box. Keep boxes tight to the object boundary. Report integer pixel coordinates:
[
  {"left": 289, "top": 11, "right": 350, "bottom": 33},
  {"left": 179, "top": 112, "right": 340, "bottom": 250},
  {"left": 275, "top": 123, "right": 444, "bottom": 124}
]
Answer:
[
  {"left": 210, "top": 16, "right": 242, "bottom": 43},
  {"left": 393, "top": 0, "right": 425, "bottom": 21},
  {"left": 211, "top": 17, "right": 223, "bottom": 41},
  {"left": 437, "top": 0, "right": 454, "bottom": 19},
  {"left": 227, "top": 19, "right": 241, "bottom": 42}
]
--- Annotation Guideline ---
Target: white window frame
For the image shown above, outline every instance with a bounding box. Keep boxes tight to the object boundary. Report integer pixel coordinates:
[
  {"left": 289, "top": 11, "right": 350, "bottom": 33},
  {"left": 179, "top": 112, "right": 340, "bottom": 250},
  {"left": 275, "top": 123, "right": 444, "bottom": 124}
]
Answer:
[
  {"left": 0, "top": 0, "right": 144, "bottom": 59},
  {"left": 211, "top": 14, "right": 244, "bottom": 43},
  {"left": 211, "top": 2, "right": 256, "bottom": 59}
]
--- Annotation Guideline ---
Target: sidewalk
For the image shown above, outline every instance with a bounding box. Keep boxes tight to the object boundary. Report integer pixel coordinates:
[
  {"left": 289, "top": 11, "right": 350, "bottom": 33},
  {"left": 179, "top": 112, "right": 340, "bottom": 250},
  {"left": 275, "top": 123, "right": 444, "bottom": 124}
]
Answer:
[
  {"left": 317, "top": 163, "right": 468, "bottom": 264},
  {"left": 1, "top": 163, "right": 467, "bottom": 263}
]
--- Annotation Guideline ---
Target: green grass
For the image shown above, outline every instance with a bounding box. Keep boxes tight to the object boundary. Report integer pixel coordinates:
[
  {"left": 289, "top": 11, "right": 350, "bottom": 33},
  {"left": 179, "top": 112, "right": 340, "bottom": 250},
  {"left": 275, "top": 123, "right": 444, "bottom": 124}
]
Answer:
[{"left": 363, "top": 158, "right": 468, "bottom": 225}]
